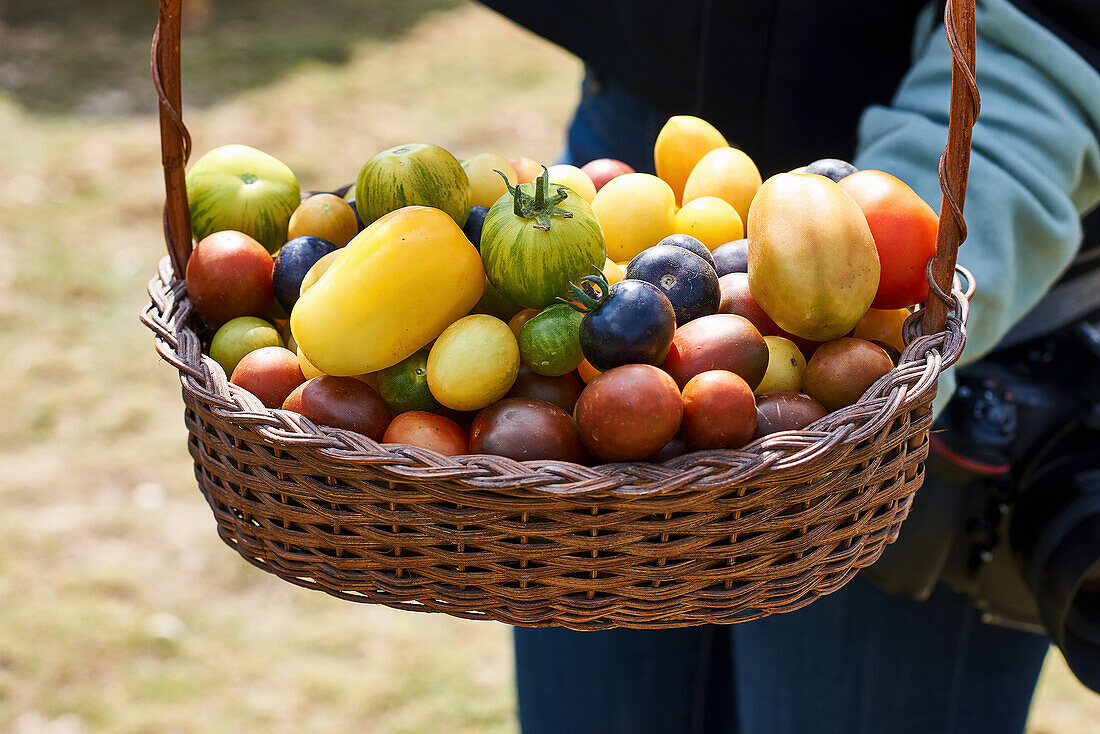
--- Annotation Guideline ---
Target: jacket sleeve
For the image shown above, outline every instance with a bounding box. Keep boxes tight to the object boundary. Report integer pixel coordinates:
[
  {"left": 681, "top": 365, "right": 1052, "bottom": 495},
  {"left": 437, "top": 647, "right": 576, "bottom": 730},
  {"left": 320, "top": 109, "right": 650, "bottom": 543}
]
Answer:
[{"left": 851, "top": 0, "right": 1100, "bottom": 414}]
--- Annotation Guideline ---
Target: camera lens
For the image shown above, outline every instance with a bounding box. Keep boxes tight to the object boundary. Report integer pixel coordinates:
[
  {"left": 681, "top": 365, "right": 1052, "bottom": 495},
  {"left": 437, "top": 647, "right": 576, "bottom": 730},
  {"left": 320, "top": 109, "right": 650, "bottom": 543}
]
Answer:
[{"left": 1010, "top": 459, "right": 1100, "bottom": 692}]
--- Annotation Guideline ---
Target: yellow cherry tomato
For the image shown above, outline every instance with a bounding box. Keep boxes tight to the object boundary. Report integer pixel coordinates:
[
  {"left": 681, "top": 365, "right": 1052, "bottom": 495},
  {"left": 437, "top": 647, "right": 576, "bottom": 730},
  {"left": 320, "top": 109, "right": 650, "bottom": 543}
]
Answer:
[
  {"left": 591, "top": 173, "right": 677, "bottom": 261},
  {"left": 755, "top": 336, "right": 807, "bottom": 394},
  {"left": 288, "top": 193, "right": 359, "bottom": 247},
  {"left": 427, "top": 315, "right": 520, "bottom": 411},
  {"left": 547, "top": 164, "right": 597, "bottom": 203},
  {"left": 852, "top": 307, "right": 911, "bottom": 354},
  {"left": 462, "top": 153, "right": 518, "bottom": 208},
  {"left": 653, "top": 115, "right": 728, "bottom": 205},
  {"left": 602, "top": 258, "right": 624, "bottom": 285},
  {"left": 682, "top": 147, "right": 763, "bottom": 226},
  {"left": 674, "top": 196, "right": 744, "bottom": 249}
]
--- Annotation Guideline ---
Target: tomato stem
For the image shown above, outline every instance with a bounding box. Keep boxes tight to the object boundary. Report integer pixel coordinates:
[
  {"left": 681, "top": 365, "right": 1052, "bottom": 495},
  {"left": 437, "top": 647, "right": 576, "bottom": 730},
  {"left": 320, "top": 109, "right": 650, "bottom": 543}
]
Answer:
[{"left": 495, "top": 167, "right": 574, "bottom": 231}]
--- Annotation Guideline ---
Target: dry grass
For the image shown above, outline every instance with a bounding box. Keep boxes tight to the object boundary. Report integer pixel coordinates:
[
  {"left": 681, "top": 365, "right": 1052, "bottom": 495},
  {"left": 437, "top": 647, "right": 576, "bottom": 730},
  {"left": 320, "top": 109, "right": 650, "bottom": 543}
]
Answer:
[{"left": 0, "top": 2, "right": 1096, "bottom": 732}]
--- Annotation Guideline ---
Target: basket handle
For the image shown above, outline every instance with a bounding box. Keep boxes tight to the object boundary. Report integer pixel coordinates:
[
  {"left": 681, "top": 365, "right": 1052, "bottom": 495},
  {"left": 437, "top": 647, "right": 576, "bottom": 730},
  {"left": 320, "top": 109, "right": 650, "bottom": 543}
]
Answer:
[{"left": 151, "top": 0, "right": 978, "bottom": 332}]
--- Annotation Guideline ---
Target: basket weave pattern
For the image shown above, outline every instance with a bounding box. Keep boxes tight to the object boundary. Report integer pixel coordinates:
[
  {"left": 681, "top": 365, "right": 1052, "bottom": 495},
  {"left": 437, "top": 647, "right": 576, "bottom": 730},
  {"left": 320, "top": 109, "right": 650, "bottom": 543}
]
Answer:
[{"left": 146, "top": 0, "right": 977, "bottom": 629}]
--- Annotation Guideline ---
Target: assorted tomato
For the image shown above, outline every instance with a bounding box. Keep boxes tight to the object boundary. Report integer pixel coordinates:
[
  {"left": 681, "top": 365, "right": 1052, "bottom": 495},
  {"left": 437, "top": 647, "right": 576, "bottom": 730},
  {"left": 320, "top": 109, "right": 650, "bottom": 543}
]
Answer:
[{"left": 186, "top": 119, "right": 940, "bottom": 463}]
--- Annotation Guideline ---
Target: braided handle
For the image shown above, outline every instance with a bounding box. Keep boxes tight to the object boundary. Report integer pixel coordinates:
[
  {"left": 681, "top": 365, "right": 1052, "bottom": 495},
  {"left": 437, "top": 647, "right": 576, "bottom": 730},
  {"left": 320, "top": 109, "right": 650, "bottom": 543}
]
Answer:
[{"left": 151, "top": 0, "right": 979, "bottom": 325}]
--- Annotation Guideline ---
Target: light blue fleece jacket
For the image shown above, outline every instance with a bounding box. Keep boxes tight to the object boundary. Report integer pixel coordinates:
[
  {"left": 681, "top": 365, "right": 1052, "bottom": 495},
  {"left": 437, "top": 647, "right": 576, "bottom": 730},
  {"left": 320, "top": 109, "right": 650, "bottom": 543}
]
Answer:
[{"left": 852, "top": 0, "right": 1100, "bottom": 415}]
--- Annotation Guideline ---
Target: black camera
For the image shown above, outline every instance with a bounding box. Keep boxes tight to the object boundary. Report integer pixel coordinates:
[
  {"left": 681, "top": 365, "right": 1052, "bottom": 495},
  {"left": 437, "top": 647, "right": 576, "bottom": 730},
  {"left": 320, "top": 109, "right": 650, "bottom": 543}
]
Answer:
[{"left": 865, "top": 320, "right": 1100, "bottom": 692}]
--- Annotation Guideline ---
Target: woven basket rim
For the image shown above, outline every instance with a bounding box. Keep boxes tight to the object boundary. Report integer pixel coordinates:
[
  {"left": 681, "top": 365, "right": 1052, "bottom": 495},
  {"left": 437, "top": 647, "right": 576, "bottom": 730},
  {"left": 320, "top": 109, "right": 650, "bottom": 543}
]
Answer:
[{"left": 142, "top": 257, "right": 971, "bottom": 499}]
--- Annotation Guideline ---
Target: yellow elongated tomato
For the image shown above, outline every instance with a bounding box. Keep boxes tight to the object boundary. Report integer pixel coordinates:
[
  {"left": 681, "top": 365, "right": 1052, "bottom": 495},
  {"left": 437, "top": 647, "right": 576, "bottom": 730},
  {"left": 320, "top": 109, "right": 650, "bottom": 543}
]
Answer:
[
  {"left": 547, "top": 164, "right": 597, "bottom": 203},
  {"left": 653, "top": 115, "right": 728, "bottom": 205},
  {"left": 682, "top": 147, "right": 762, "bottom": 227},
  {"left": 748, "top": 173, "right": 879, "bottom": 341},
  {"left": 591, "top": 173, "right": 677, "bottom": 261},
  {"left": 462, "top": 153, "right": 518, "bottom": 208},
  {"left": 291, "top": 206, "right": 485, "bottom": 376},
  {"left": 428, "top": 315, "right": 520, "bottom": 411},
  {"left": 674, "top": 196, "right": 744, "bottom": 249}
]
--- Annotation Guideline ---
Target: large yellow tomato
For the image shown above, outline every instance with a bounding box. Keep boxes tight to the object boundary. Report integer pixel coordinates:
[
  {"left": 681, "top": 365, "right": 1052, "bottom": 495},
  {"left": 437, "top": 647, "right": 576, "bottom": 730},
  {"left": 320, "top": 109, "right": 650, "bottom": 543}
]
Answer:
[
  {"left": 653, "top": 115, "right": 728, "bottom": 205},
  {"left": 291, "top": 206, "right": 485, "bottom": 375},
  {"left": 591, "top": 173, "right": 677, "bottom": 261},
  {"left": 682, "top": 147, "right": 763, "bottom": 226}
]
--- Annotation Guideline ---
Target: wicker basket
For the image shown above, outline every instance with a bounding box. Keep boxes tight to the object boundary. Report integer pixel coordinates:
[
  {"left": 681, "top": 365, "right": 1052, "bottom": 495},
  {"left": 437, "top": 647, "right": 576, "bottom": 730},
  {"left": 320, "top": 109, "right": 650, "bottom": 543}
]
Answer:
[{"left": 142, "top": 0, "right": 980, "bottom": 630}]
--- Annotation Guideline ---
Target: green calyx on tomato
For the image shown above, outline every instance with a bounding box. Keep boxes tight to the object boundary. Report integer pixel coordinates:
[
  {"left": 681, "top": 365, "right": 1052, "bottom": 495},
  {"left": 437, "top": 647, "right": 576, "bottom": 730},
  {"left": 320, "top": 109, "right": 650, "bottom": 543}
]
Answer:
[
  {"left": 497, "top": 166, "right": 573, "bottom": 231},
  {"left": 558, "top": 270, "right": 611, "bottom": 314}
]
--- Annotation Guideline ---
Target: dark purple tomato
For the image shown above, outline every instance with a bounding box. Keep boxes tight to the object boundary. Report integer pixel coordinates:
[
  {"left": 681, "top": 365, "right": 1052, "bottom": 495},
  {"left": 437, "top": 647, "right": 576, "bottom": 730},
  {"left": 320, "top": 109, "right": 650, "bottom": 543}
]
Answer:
[
  {"left": 804, "top": 158, "right": 857, "bottom": 182},
  {"left": 506, "top": 365, "right": 583, "bottom": 413},
  {"left": 462, "top": 205, "right": 490, "bottom": 250},
  {"left": 711, "top": 238, "right": 749, "bottom": 276},
  {"left": 655, "top": 234, "right": 716, "bottom": 272},
  {"left": 754, "top": 391, "right": 828, "bottom": 437},
  {"left": 646, "top": 432, "right": 690, "bottom": 462},
  {"left": 343, "top": 195, "right": 366, "bottom": 231},
  {"left": 625, "top": 245, "right": 720, "bottom": 324},
  {"left": 469, "top": 398, "right": 588, "bottom": 463},
  {"left": 574, "top": 277, "right": 677, "bottom": 371},
  {"left": 282, "top": 375, "right": 393, "bottom": 440},
  {"left": 272, "top": 235, "right": 337, "bottom": 312}
]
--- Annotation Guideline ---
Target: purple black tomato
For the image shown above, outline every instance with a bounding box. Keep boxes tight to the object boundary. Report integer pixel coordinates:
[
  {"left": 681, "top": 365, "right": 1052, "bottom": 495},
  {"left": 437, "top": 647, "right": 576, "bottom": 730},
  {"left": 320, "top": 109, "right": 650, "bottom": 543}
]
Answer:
[
  {"left": 655, "top": 233, "right": 716, "bottom": 272},
  {"left": 711, "top": 238, "right": 749, "bottom": 276},
  {"left": 561, "top": 273, "right": 677, "bottom": 371},
  {"left": 803, "top": 158, "right": 857, "bottom": 182},
  {"left": 462, "top": 205, "right": 490, "bottom": 250},
  {"left": 272, "top": 235, "right": 338, "bottom": 312},
  {"left": 625, "top": 244, "right": 720, "bottom": 325}
]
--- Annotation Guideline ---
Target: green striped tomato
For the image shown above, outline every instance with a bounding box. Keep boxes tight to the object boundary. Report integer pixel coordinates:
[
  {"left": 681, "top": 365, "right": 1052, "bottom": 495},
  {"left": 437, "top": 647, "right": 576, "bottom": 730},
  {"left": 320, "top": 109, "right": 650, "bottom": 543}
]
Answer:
[
  {"left": 355, "top": 143, "right": 470, "bottom": 227},
  {"left": 481, "top": 171, "right": 606, "bottom": 309},
  {"left": 186, "top": 144, "right": 301, "bottom": 254}
]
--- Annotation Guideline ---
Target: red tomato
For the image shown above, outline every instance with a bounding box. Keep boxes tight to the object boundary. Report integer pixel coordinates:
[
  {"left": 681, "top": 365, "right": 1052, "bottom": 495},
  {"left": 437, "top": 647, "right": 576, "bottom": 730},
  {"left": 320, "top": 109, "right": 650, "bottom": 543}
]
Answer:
[
  {"left": 839, "top": 170, "right": 939, "bottom": 309},
  {"left": 682, "top": 370, "right": 757, "bottom": 449},
  {"left": 574, "top": 364, "right": 683, "bottom": 462},
  {"left": 383, "top": 411, "right": 469, "bottom": 456},
  {"left": 230, "top": 346, "right": 304, "bottom": 408}
]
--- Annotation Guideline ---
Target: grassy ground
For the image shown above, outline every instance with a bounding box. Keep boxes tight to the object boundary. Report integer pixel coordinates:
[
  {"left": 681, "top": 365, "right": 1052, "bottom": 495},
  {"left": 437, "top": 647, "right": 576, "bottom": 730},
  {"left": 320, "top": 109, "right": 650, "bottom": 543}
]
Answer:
[{"left": 0, "top": 1, "right": 1097, "bottom": 732}]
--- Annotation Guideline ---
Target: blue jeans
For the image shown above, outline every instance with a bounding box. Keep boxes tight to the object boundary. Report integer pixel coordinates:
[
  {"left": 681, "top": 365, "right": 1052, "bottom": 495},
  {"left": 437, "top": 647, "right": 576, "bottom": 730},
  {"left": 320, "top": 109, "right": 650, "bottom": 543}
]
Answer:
[
  {"left": 514, "top": 576, "right": 1050, "bottom": 734},
  {"left": 514, "top": 76, "right": 1053, "bottom": 734}
]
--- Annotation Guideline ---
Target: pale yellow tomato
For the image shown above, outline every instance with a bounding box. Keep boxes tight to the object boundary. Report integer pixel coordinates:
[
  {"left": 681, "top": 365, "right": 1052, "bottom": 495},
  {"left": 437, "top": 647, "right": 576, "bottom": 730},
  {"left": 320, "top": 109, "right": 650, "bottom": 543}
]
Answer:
[
  {"left": 653, "top": 115, "right": 728, "bottom": 205},
  {"left": 852, "top": 307, "right": 911, "bottom": 354},
  {"left": 547, "top": 164, "right": 597, "bottom": 203},
  {"left": 591, "top": 173, "right": 677, "bottom": 261},
  {"left": 462, "top": 153, "right": 518, "bottom": 208},
  {"left": 602, "top": 258, "right": 624, "bottom": 285},
  {"left": 428, "top": 315, "right": 520, "bottom": 411},
  {"left": 674, "top": 196, "right": 744, "bottom": 249},
  {"left": 682, "top": 147, "right": 763, "bottom": 226},
  {"left": 755, "top": 336, "right": 808, "bottom": 394}
]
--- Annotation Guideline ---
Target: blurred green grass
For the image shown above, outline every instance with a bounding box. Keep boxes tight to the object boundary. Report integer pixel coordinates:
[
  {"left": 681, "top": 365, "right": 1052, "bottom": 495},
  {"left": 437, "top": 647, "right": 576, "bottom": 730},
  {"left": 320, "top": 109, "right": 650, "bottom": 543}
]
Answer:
[{"left": 0, "top": 1, "right": 1097, "bottom": 732}]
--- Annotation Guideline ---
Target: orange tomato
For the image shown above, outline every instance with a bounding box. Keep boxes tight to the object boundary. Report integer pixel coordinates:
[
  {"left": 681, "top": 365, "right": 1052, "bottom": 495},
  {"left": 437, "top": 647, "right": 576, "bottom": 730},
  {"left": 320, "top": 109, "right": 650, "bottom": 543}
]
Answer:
[{"left": 839, "top": 170, "right": 939, "bottom": 309}]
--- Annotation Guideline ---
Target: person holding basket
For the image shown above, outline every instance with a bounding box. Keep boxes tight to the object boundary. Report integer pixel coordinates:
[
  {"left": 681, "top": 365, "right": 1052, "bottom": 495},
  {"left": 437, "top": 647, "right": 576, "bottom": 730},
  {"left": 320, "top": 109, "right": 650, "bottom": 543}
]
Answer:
[{"left": 477, "top": 0, "right": 1100, "bottom": 731}]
